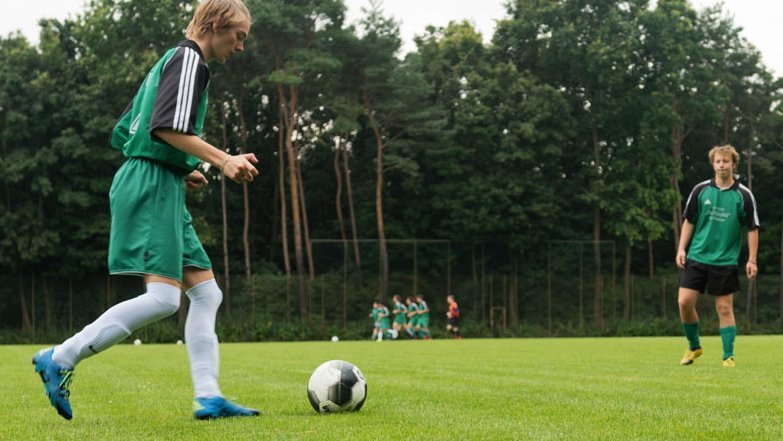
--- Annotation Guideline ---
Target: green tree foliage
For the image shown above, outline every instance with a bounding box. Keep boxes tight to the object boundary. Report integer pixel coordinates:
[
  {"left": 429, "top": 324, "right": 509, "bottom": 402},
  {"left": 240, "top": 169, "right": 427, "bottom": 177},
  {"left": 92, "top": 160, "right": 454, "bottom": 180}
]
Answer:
[{"left": 2, "top": 0, "right": 783, "bottom": 333}]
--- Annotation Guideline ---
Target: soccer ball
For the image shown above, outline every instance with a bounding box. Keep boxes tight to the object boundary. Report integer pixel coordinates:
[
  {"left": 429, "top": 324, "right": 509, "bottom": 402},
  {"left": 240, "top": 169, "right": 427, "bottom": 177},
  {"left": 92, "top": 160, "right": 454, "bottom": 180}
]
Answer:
[
  {"left": 133, "top": 339, "right": 142, "bottom": 346},
  {"left": 331, "top": 336, "right": 339, "bottom": 342},
  {"left": 307, "top": 360, "right": 367, "bottom": 413}
]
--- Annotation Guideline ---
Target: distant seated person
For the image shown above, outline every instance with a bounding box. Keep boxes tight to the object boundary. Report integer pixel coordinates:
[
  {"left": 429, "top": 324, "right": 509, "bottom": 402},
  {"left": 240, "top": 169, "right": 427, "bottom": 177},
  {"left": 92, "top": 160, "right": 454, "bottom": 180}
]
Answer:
[{"left": 446, "top": 295, "right": 461, "bottom": 339}]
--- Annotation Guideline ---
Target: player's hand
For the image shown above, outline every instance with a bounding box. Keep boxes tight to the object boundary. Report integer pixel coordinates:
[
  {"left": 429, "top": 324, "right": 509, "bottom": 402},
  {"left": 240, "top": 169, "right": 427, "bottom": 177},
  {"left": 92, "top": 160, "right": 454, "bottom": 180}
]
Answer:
[
  {"left": 675, "top": 250, "right": 687, "bottom": 269},
  {"left": 746, "top": 261, "right": 757, "bottom": 280},
  {"left": 185, "top": 170, "right": 208, "bottom": 191},
  {"left": 222, "top": 153, "right": 259, "bottom": 184}
]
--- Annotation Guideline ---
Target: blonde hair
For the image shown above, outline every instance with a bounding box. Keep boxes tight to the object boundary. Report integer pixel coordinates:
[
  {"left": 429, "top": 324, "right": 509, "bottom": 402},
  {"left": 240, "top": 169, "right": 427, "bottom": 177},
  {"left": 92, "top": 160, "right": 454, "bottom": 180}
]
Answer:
[
  {"left": 186, "top": 0, "right": 251, "bottom": 40},
  {"left": 708, "top": 144, "right": 740, "bottom": 169}
]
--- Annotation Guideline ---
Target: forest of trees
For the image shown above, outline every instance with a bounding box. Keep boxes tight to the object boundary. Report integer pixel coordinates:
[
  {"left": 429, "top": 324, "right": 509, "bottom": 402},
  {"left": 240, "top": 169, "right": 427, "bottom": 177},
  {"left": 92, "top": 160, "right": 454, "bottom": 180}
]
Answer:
[{"left": 2, "top": 0, "right": 783, "bottom": 341}]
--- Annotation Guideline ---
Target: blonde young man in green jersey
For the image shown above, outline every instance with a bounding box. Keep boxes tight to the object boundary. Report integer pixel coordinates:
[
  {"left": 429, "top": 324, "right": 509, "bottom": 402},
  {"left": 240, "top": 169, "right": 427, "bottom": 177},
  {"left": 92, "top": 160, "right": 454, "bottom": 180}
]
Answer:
[
  {"left": 33, "top": 0, "right": 260, "bottom": 420},
  {"left": 676, "top": 145, "right": 759, "bottom": 367}
]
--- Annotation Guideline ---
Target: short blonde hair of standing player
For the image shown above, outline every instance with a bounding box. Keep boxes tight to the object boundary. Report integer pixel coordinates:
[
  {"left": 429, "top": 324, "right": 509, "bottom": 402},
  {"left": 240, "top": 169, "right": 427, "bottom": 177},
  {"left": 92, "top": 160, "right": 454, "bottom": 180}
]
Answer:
[
  {"left": 708, "top": 145, "right": 740, "bottom": 170},
  {"left": 186, "top": 0, "right": 252, "bottom": 40}
]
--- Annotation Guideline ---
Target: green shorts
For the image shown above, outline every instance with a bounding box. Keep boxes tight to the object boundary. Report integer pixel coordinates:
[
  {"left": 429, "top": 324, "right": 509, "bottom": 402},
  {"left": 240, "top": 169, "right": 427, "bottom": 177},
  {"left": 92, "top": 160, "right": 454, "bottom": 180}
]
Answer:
[
  {"left": 108, "top": 157, "right": 211, "bottom": 282},
  {"left": 407, "top": 317, "right": 418, "bottom": 328},
  {"left": 418, "top": 316, "right": 430, "bottom": 328},
  {"left": 394, "top": 314, "right": 407, "bottom": 325}
]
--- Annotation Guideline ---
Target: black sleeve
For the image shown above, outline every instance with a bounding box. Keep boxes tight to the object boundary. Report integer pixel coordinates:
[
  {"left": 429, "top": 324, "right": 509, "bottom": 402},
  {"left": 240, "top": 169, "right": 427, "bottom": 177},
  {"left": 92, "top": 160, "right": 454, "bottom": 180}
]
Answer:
[
  {"left": 739, "top": 186, "right": 760, "bottom": 229},
  {"left": 149, "top": 46, "right": 210, "bottom": 135},
  {"left": 683, "top": 182, "right": 708, "bottom": 224}
]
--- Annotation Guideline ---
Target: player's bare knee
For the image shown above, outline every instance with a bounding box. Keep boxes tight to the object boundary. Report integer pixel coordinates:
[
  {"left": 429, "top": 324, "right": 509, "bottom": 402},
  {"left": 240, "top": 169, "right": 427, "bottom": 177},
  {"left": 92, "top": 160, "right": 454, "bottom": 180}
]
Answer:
[{"left": 715, "top": 300, "right": 733, "bottom": 317}]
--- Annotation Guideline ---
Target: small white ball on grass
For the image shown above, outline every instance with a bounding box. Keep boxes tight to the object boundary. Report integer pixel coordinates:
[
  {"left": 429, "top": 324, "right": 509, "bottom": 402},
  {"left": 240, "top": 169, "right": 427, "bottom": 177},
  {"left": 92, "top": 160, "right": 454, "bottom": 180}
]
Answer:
[
  {"left": 176, "top": 340, "right": 183, "bottom": 345},
  {"left": 331, "top": 336, "right": 339, "bottom": 342},
  {"left": 133, "top": 339, "right": 142, "bottom": 346}
]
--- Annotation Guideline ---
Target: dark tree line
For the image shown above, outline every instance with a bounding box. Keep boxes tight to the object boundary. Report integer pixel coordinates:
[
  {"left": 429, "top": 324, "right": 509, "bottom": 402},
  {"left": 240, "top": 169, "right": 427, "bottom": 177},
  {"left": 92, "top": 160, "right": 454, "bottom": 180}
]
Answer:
[{"left": 2, "top": 0, "right": 783, "bottom": 335}]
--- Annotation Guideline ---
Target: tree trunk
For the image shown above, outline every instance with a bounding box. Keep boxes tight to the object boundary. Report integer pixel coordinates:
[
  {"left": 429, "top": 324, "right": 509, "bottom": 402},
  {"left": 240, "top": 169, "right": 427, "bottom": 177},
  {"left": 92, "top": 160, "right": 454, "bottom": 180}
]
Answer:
[
  {"left": 342, "top": 147, "right": 361, "bottom": 267},
  {"left": 237, "top": 87, "right": 253, "bottom": 284},
  {"left": 32, "top": 272, "right": 37, "bottom": 334},
  {"left": 19, "top": 273, "right": 32, "bottom": 332},
  {"left": 278, "top": 84, "right": 307, "bottom": 319},
  {"left": 334, "top": 144, "right": 348, "bottom": 244},
  {"left": 647, "top": 238, "right": 654, "bottom": 278},
  {"left": 296, "top": 158, "right": 315, "bottom": 316},
  {"left": 745, "top": 122, "right": 755, "bottom": 322},
  {"left": 670, "top": 119, "right": 687, "bottom": 256},
  {"left": 220, "top": 106, "right": 231, "bottom": 310},
  {"left": 296, "top": 160, "right": 315, "bottom": 280},
  {"left": 780, "top": 219, "right": 783, "bottom": 320},
  {"left": 591, "top": 124, "right": 603, "bottom": 328},
  {"left": 412, "top": 240, "right": 418, "bottom": 296},
  {"left": 481, "top": 244, "right": 486, "bottom": 324},
  {"left": 623, "top": 243, "right": 631, "bottom": 320},
  {"left": 44, "top": 275, "right": 52, "bottom": 331},
  {"left": 364, "top": 91, "right": 388, "bottom": 302},
  {"left": 269, "top": 163, "right": 280, "bottom": 262},
  {"left": 68, "top": 278, "right": 73, "bottom": 332},
  {"left": 593, "top": 209, "right": 603, "bottom": 327},
  {"left": 277, "top": 107, "right": 291, "bottom": 277}
]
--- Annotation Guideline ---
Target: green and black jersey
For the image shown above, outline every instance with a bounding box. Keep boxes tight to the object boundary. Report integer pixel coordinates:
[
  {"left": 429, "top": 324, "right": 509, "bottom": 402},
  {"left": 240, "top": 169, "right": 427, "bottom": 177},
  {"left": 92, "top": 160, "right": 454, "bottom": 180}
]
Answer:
[
  {"left": 684, "top": 179, "right": 759, "bottom": 266},
  {"left": 111, "top": 40, "right": 210, "bottom": 174},
  {"left": 392, "top": 301, "right": 407, "bottom": 324}
]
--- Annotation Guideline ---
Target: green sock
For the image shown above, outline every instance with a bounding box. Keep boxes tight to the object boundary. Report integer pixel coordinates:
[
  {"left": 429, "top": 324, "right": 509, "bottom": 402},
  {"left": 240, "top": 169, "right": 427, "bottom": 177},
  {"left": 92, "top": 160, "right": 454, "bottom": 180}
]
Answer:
[
  {"left": 720, "top": 325, "right": 736, "bottom": 360},
  {"left": 682, "top": 322, "right": 701, "bottom": 350}
]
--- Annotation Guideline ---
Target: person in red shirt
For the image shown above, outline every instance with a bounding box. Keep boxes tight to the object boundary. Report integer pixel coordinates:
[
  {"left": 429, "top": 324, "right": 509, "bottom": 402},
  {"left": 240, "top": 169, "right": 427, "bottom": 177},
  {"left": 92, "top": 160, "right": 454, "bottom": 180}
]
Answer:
[{"left": 446, "top": 295, "right": 461, "bottom": 339}]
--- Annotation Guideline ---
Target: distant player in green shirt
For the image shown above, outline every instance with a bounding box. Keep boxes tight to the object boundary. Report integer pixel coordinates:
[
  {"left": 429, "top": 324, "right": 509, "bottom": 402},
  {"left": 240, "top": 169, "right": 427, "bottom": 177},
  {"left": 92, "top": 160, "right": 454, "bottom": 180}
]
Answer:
[
  {"left": 369, "top": 302, "right": 380, "bottom": 341},
  {"left": 32, "top": 0, "right": 260, "bottom": 421},
  {"left": 676, "top": 145, "right": 759, "bottom": 367},
  {"left": 376, "top": 302, "right": 392, "bottom": 341},
  {"left": 405, "top": 296, "right": 419, "bottom": 339},
  {"left": 391, "top": 295, "right": 408, "bottom": 334},
  {"left": 416, "top": 294, "right": 432, "bottom": 340}
]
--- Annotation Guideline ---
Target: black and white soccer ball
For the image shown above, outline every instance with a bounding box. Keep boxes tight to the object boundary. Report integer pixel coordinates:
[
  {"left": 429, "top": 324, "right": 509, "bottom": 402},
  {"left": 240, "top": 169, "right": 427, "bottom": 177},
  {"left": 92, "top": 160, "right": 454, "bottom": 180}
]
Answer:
[{"left": 307, "top": 360, "right": 367, "bottom": 413}]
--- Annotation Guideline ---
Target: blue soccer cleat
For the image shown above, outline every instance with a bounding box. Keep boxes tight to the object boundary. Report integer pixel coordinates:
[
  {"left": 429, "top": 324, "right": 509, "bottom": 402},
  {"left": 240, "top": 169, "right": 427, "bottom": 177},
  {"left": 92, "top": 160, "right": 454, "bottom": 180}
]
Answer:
[
  {"left": 193, "top": 396, "right": 260, "bottom": 420},
  {"left": 32, "top": 347, "right": 74, "bottom": 420}
]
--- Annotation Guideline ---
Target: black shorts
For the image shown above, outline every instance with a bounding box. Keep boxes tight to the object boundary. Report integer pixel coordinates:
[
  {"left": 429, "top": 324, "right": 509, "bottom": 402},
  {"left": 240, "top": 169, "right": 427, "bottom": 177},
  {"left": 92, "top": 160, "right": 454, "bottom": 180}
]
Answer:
[
  {"left": 680, "top": 259, "right": 740, "bottom": 296},
  {"left": 448, "top": 317, "right": 459, "bottom": 327}
]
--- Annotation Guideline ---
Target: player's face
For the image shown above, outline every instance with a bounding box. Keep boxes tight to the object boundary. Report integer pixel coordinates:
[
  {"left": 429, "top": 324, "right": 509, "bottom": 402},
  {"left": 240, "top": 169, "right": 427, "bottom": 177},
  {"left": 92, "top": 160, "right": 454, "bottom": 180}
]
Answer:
[
  {"left": 712, "top": 152, "right": 734, "bottom": 179},
  {"left": 210, "top": 18, "right": 250, "bottom": 64}
]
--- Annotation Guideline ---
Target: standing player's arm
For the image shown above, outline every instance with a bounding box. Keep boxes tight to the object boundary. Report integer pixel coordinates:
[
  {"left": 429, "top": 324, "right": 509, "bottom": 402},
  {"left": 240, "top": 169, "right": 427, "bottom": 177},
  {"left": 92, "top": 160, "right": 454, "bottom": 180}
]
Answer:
[
  {"left": 676, "top": 220, "right": 695, "bottom": 269},
  {"left": 154, "top": 129, "right": 258, "bottom": 184},
  {"left": 746, "top": 228, "right": 758, "bottom": 279}
]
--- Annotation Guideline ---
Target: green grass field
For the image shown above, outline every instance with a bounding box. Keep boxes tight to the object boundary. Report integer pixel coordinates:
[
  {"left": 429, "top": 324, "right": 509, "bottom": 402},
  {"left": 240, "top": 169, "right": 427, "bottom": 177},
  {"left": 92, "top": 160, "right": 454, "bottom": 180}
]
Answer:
[{"left": 4, "top": 336, "right": 783, "bottom": 440}]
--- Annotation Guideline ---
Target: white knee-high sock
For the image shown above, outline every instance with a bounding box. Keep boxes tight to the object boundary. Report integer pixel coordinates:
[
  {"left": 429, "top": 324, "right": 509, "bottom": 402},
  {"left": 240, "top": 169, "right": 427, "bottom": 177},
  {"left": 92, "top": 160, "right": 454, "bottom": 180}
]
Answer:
[
  {"left": 185, "top": 279, "right": 223, "bottom": 398},
  {"left": 52, "top": 282, "right": 181, "bottom": 369}
]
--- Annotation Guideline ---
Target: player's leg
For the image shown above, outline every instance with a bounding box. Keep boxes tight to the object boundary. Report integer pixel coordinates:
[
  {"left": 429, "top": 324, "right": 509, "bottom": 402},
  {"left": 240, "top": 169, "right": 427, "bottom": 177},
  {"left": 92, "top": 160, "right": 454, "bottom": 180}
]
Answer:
[
  {"left": 405, "top": 321, "right": 415, "bottom": 338},
  {"left": 708, "top": 263, "right": 739, "bottom": 367},
  {"left": 181, "top": 215, "right": 258, "bottom": 419},
  {"left": 53, "top": 276, "right": 181, "bottom": 369},
  {"left": 183, "top": 268, "right": 222, "bottom": 400},
  {"left": 678, "top": 260, "right": 707, "bottom": 365},
  {"left": 35, "top": 276, "right": 181, "bottom": 419},
  {"left": 715, "top": 294, "right": 736, "bottom": 366},
  {"left": 678, "top": 287, "right": 702, "bottom": 364},
  {"left": 183, "top": 268, "right": 258, "bottom": 418}
]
